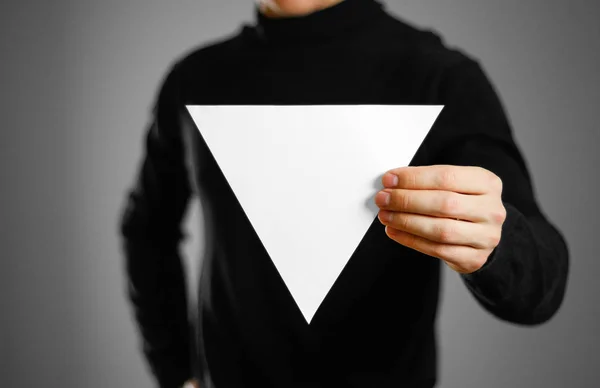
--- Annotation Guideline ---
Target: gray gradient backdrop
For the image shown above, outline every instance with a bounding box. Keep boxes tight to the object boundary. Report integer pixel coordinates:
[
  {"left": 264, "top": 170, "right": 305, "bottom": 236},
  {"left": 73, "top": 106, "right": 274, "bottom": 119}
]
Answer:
[{"left": 1, "top": 0, "right": 598, "bottom": 387}]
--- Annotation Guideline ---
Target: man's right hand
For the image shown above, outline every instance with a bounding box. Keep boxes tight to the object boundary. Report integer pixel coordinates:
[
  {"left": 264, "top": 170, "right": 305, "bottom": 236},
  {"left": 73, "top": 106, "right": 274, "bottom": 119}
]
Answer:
[{"left": 182, "top": 379, "right": 200, "bottom": 388}]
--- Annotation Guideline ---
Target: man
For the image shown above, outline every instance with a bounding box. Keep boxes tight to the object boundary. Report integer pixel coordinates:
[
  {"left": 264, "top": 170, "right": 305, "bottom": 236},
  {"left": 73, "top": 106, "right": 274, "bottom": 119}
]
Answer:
[{"left": 119, "top": 1, "right": 570, "bottom": 387}]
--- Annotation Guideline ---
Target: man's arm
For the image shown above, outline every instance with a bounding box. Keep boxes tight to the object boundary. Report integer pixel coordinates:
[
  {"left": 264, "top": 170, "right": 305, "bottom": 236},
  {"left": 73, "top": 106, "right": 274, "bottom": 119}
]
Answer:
[
  {"left": 119, "top": 61, "right": 193, "bottom": 387},
  {"left": 429, "top": 57, "right": 570, "bottom": 325}
]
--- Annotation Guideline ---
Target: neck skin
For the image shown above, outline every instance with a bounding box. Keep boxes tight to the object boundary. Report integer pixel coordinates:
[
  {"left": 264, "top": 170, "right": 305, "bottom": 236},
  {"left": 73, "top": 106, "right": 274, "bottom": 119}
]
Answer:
[
  {"left": 257, "top": 0, "right": 345, "bottom": 18},
  {"left": 253, "top": 0, "right": 386, "bottom": 45}
]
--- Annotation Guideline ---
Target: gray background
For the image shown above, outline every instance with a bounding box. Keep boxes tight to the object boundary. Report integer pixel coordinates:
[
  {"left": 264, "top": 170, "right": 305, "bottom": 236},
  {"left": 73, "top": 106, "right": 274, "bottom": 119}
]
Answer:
[{"left": 1, "top": 0, "right": 598, "bottom": 387}]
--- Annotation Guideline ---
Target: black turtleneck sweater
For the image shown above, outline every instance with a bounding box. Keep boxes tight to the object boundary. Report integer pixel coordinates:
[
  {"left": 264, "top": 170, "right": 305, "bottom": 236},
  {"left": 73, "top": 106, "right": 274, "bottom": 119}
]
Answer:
[{"left": 119, "top": 1, "right": 570, "bottom": 387}]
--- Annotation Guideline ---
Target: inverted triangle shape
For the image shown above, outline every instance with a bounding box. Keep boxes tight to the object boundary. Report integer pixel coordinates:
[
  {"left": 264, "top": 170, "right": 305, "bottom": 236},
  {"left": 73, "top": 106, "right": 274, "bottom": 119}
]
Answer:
[{"left": 186, "top": 105, "right": 443, "bottom": 323}]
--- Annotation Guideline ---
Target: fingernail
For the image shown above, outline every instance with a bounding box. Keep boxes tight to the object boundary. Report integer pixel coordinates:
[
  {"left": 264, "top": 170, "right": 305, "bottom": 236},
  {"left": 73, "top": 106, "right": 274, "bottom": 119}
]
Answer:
[
  {"left": 379, "top": 210, "right": 393, "bottom": 222},
  {"left": 383, "top": 173, "right": 399, "bottom": 187},
  {"left": 376, "top": 190, "right": 391, "bottom": 206}
]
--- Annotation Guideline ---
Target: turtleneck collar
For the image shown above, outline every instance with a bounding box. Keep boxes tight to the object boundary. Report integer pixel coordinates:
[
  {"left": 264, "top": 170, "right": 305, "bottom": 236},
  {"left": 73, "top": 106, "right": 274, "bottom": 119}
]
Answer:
[{"left": 254, "top": 0, "right": 386, "bottom": 44}]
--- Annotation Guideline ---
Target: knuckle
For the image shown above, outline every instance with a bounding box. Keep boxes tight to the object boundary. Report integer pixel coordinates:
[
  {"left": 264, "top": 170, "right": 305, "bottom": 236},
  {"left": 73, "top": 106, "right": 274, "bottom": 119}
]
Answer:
[
  {"left": 476, "top": 252, "right": 490, "bottom": 268},
  {"left": 466, "top": 260, "right": 483, "bottom": 273},
  {"left": 438, "top": 167, "right": 457, "bottom": 189},
  {"left": 435, "top": 222, "right": 455, "bottom": 243},
  {"left": 432, "top": 243, "right": 450, "bottom": 259},
  {"left": 491, "top": 205, "right": 507, "bottom": 224},
  {"left": 398, "top": 191, "right": 411, "bottom": 211},
  {"left": 488, "top": 232, "right": 501, "bottom": 247},
  {"left": 440, "top": 192, "right": 461, "bottom": 216},
  {"left": 398, "top": 213, "right": 411, "bottom": 230},
  {"left": 463, "top": 253, "right": 486, "bottom": 273},
  {"left": 476, "top": 166, "right": 489, "bottom": 175},
  {"left": 404, "top": 232, "right": 417, "bottom": 245},
  {"left": 396, "top": 170, "right": 415, "bottom": 188},
  {"left": 492, "top": 174, "right": 503, "bottom": 193}
]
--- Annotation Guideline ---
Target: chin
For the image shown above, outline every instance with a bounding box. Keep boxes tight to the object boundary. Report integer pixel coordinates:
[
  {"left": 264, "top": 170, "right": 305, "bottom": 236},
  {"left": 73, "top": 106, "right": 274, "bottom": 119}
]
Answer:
[{"left": 265, "top": 0, "right": 338, "bottom": 17}]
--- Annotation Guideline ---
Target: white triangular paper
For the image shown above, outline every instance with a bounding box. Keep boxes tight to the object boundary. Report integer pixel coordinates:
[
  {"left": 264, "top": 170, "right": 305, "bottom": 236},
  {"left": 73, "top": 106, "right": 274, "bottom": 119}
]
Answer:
[{"left": 186, "top": 105, "right": 443, "bottom": 323}]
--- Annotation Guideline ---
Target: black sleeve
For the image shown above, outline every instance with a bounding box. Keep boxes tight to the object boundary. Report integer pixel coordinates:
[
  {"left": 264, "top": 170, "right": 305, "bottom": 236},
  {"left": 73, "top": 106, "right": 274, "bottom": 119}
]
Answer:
[
  {"left": 427, "top": 58, "right": 570, "bottom": 325},
  {"left": 119, "top": 61, "right": 193, "bottom": 388}
]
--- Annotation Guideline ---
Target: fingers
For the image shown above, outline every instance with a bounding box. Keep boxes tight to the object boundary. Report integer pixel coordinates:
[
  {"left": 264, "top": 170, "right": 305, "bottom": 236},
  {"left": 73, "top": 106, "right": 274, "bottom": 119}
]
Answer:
[
  {"left": 384, "top": 227, "right": 490, "bottom": 273},
  {"left": 378, "top": 211, "right": 498, "bottom": 249},
  {"left": 383, "top": 165, "right": 502, "bottom": 195},
  {"left": 375, "top": 188, "right": 493, "bottom": 223},
  {"left": 183, "top": 380, "right": 201, "bottom": 388},
  {"left": 377, "top": 165, "right": 504, "bottom": 274}
]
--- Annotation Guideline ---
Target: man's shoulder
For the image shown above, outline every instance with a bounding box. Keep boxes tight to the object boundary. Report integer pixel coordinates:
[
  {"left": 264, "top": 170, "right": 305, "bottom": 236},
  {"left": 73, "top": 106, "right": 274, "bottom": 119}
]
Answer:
[
  {"left": 151, "top": 27, "right": 254, "bottom": 102},
  {"left": 382, "top": 14, "right": 479, "bottom": 72},
  {"left": 171, "top": 27, "right": 250, "bottom": 75}
]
